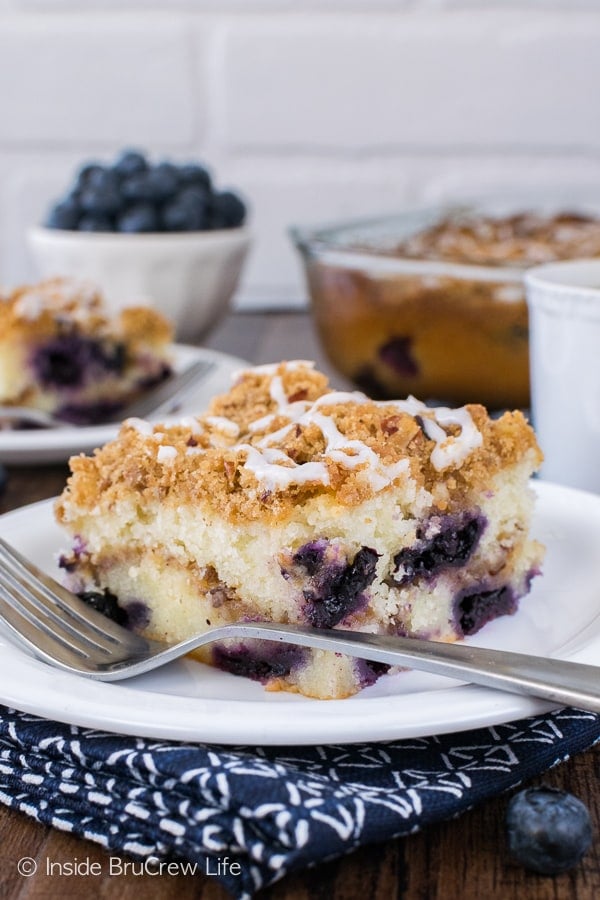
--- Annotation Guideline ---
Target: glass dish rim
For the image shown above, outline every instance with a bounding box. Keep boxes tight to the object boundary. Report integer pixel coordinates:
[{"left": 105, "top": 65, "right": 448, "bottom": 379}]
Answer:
[{"left": 289, "top": 198, "right": 600, "bottom": 281}]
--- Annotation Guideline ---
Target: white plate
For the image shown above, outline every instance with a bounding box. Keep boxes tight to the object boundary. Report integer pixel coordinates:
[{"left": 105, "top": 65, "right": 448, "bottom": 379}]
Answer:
[
  {"left": 0, "top": 481, "right": 599, "bottom": 745},
  {"left": 0, "top": 345, "right": 246, "bottom": 465}
]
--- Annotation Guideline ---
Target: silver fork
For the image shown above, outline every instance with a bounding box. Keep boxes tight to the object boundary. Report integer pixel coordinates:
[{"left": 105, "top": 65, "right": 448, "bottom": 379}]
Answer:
[
  {"left": 1, "top": 536, "right": 600, "bottom": 711},
  {"left": 0, "top": 358, "right": 215, "bottom": 429}
]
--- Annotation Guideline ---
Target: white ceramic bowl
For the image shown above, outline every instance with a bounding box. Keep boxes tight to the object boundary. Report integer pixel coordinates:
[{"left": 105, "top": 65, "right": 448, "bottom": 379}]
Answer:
[{"left": 28, "top": 225, "right": 252, "bottom": 341}]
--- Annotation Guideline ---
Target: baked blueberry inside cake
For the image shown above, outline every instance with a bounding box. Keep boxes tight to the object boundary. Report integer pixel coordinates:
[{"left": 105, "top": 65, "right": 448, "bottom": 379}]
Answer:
[
  {"left": 56, "top": 361, "right": 544, "bottom": 699},
  {"left": 0, "top": 277, "right": 172, "bottom": 425}
]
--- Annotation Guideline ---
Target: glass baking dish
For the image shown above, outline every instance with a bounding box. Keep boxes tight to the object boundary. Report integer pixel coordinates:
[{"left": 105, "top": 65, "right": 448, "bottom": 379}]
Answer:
[{"left": 291, "top": 202, "right": 600, "bottom": 409}]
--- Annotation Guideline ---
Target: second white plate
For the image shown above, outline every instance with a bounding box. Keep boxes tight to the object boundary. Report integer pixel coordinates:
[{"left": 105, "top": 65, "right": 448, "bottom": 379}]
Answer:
[{"left": 0, "top": 344, "right": 247, "bottom": 465}]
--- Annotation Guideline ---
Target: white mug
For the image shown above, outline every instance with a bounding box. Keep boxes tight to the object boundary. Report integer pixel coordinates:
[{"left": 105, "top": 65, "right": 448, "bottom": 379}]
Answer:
[{"left": 525, "top": 259, "right": 600, "bottom": 493}]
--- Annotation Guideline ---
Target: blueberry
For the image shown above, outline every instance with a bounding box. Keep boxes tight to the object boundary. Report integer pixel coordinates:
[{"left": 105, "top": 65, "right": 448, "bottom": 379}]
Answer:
[
  {"left": 86, "top": 168, "right": 120, "bottom": 192},
  {"left": 210, "top": 189, "right": 247, "bottom": 228},
  {"left": 392, "top": 513, "right": 486, "bottom": 586},
  {"left": 178, "top": 163, "right": 211, "bottom": 191},
  {"left": 44, "top": 153, "right": 246, "bottom": 235},
  {"left": 506, "top": 786, "right": 593, "bottom": 875},
  {"left": 123, "top": 600, "right": 151, "bottom": 632},
  {"left": 75, "top": 162, "right": 105, "bottom": 190},
  {"left": 121, "top": 166, "right": 178, "bottom": 204},
  {"left": 78, "top": 183, "right": 117, "bottom": 218},
  {"left": 32, "top": 335, "right": 120, "bottom": 387},
  {"left": 212, "top": 642, "right": 306, "bottom": 683},
  {"left": 162, "top": 186, "right": 209, "bottom": 231},
  {"left": 455, "top": 583, "right": 517, "bottom": 636},
  {"left": 78, "top": 589, "right": 128, "bottom": 626},
  {"left": 113, "top": 149, "right": 148, "bottom": 179},
  {"left": 33, "top": 338, "right": 86, "bottom": 386},
  {"left": 120, "top": 173, "right": 156, "bottom": 203},
  {"left": 33, "top": 336, "right": 90, "bottom": 387},
  {"left": 379, "top": 336, "right": 419, "bottom": 378},
  {"left": 79, "top": 170, "right": 122, "bottom": 215},
  {"left": 78, "top": 213, "right": 114, "bottom": 232},
  {"left": 293, "top": 539, "right": 327, "bottom": 576},
  {"left": 152, "top": 161, "right": 181, "bottom": 196},
  {"left": 116, "top": 202, "right": 159, "bottom": 233},
  {"left": 161, "top": 200, "right": 194, "bottom": 232},
  {"left": 291, "top": 543, "right": 379, "bottom": 629},
  {"left": 45, "top": 199, "right": 80, "bottom": 230},
  {"left": 355, "top": 658, "right": 391, "bottom": 688},
  {"left": 180, "top": 185, "right": 210, "bottom": 205},
  {"left": 100, "top": 341, "right": 126, "bottom": 373}
]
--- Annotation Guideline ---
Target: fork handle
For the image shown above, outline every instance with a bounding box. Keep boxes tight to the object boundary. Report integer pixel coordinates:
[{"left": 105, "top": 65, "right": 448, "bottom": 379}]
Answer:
[{"left": 200, "top": 624, "right": 600, "bottom": 712}]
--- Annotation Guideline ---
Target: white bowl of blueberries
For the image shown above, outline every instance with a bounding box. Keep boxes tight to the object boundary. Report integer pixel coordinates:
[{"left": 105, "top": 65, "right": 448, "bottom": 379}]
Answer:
[{"left": 28, "top": 150, "right": 251, "bottom": 341}]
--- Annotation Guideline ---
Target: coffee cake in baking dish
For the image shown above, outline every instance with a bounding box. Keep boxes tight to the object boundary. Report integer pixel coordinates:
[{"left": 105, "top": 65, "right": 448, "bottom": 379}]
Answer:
[{"left": 56, "top": 361, "right": 544, "bottom": 698}]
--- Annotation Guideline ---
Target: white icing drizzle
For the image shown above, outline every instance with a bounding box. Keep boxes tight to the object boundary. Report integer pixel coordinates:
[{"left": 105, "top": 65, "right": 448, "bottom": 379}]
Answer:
[
  {"left": 269, "top": 375, "right": 289, "bottom": 409},
  {"left": 233, "top": 360, "right": 315, "bottom": 380},
  {"left": 157, "top": 445, "right": 178, "bottom": 462},
  {"left": 178, "top": 416, "right": 204, "bottom": 435},
  {"left": 250, "top": 367, "right": 482, "bottom": 485},
  {"left": 388, "top": 395, "right": 484, "bottom": 471},
  {"left": 390, "top": 395, "right": 427, "bottom": 417},
  {"left": 257, "top": 390, "right": 369, "bottom": 449},
  {"left": 126, "top": 417, "right": 154, "bottom": 436},
  {"left": 152, "top": 361, "right": 484, "bottom": 492},
  {"left": 394, "top": 397, "right": 483, "bottom": 472},
  {"left": 14, "top": 279, "right": 101, "bottom": 323},
  {"left": 238, "top": 444, "right": 330, "bottom": 491},
  {"left": 313, "top": 390, "right": 369, "bottom": 407},
  {"left": 248, "top": 373, "right": 315, "bottom": 433},
  {"left": 14, "top": 291, "right": 45, "bottom": 320},
  {"left": 420, "top": 415, "right": 447, "bottom": 445},
  {"left": 248, "top": 413, "right": 277, "bottom": 433},
  {"left": 243, "top": 387, "right": 409, "bottom": 493},
  {"left": 426, "top": 406, "right": 483, "bottom": 470},
  {"left": 204, "top": 415, "right": 240, "bottom": 437},
  {"left": 309, "top": 411, "right": 409, "bottom": 490}
]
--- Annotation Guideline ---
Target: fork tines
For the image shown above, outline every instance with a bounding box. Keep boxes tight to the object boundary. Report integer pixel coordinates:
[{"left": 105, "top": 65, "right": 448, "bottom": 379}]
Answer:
[{"left": 0, "top": 538, "right": 139, "bottom": 669}]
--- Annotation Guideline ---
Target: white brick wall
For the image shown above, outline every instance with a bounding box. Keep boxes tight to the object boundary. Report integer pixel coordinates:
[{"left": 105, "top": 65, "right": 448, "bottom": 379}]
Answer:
[
  {"left": 0, "top": 17, "right": 198, "bottom": 144},
  {"left": 0, "top": 5, "right": 599, "bottom": 308}
]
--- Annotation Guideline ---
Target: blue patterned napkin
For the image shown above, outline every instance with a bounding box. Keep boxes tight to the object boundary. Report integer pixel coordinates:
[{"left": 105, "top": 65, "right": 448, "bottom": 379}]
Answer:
[{"left": 0, "top": 705, "right": 598, "bottom": 898}]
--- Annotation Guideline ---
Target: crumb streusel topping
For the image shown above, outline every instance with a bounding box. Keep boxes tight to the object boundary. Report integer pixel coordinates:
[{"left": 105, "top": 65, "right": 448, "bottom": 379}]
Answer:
[
  {"left": 0, "top": 277, "right": 172, "bottom": 345},
  {"left": 393, "top": 211, "right": 600, "bottom": 267},
  {"left": 57, "top": 362, "right": 542, "bottom": 526}
]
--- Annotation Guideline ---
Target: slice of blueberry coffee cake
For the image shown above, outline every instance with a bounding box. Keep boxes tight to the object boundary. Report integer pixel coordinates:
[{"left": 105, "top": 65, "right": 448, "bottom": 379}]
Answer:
[
  {"left": 55, "top": 361, "right": 544, "bottom": 699},
  {"left": 0, "top": 277, "right": 172, "bottom": 425}
]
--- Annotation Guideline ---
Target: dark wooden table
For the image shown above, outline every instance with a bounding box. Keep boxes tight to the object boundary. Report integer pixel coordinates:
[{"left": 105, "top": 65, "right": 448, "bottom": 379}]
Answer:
[{"left": 0, "top": 312, "right": 598, "bottom": 900}]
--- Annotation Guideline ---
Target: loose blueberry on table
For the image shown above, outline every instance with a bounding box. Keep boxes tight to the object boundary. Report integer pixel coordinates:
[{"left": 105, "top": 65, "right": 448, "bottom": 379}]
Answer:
[
  {"left": 506, "top": 786, "right": 593, "bottom": 875},
  {"left": 45, "top": 149, "right": 247, "bottom": 234}
]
